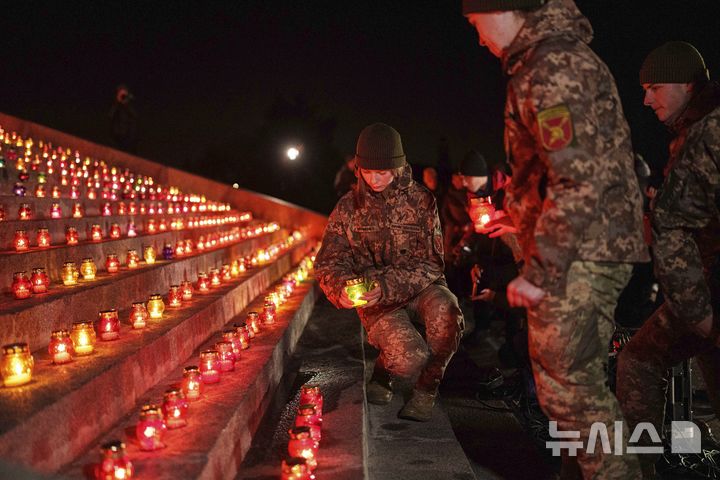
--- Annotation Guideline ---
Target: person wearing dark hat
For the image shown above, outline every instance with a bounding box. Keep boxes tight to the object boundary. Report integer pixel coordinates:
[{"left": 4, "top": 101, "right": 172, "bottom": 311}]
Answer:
[
  {"left": 616, "top": 42, "right": 720, "bottom": 479},
  {"left": 462, "top": 1, "right": 648, "bottom": 478},
  {"left": 314, "top": 123, "right": 464, "bottom": 422}
]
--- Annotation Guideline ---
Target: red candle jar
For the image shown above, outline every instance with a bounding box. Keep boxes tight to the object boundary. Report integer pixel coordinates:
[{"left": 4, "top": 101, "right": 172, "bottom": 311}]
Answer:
[
  {"left": 72, "top": 203, "right": 83, "bottom": 218},
  {"left": 197, "top": 272, "right": 210, "bottom": 293},
  {"left": 174, "top": 241, "right": 184, "bottom": 257},
  {"left": 50, "top": 203, "right": 62, "bottom": 219},
  {"left": 126, "top": 222, "right": 137, "bottom": 237},
  {"left": 262, "top": 302, "right": 276, "bottom": 325},
  {"left": 209, "top": 268, "right": 221, "bottom": 287},
  {"left": 35, "top": 184, "right": 46, "bottom": 198},
  {"left": 145, "top": 219, "right": 156, "bottom": 234},
  {"left": 48, "top": 329, "right": 74, "bottom": 364},
  {"left": 168, "top": 285, "right": 182, "bottom": 307},
  {"left": 65, "top": 226, "right": 79, "bottom": 245},
  {"left": 101, "top": 202, "right": 112, "bottom": 217},
  {"left": 234, "top": 323, "right": 250, "bottom": 349},
  {"left": 215, "top": 341, "right": 235, "bottom": 372},
  {"left": 12, "top": 272, "right": 32, "bottom": 299},
  {"left": 117, "top": 202, "right": 126, "bottom": 215},
  {"left": 287, "top": 426, "right": 318, "bottom": 471},
  {"left": 162, "top": 388, "right": 189, "bottom": 429},
  {"left": 221, "top": 264, "right": 232, "bottom": 282},
  {"left": 199, "top": 350, "right": 220, "bottom": 384},
  {"left": 139, "top": 203, "right": 146, "bottom": 215},
  {"left": 184, "top": 239, "right": 193, "bottom": 255},
  {"left": 230, "top": 260, "right": 242, "bottom": 277},
  {"left": 30, "top": 267, "right": 49, "bottom": 294},
  {"left": 136, "top": 405, "right": 166, "bottom": 451},
  {"left": 130, "top": 302, "right": 148, "bottom": 329},
  {"left": 181, "top": 366, "right": 203, "bottom": 401},
  {"left": 86, "top": 187, "right": 96, "bottom": 200},
  {"left": 281, "top": 457, "right": 315, "bottom": 480},
  {"left": 70, "top": 186, "right": 79, "bottom": 199},
  {"left": 14, "top": 230, "right": 30, "bottom": 252},
  {"left": 299, "top": 385, "right": 324, "bottom": 417},
  {"left": 295, "top": 404, "right": 322, "bottom": 443},
  {"left": 126, "top": 249, "right": 139, "bottom": 269},
  {"left": 97, "top": 440, "right": 133, "bottom": 480},
  {"left": 109, "top": 223, "right": 121, "bottom": 239},
  {"left": 247, "top": 312, "right": 260, "bottom": 336},
  {"left": 97, "top": 309, "right": 120, "bottom": 341},
  {"left": 222, "top": 330, "right": 242, "bottom": 361},
  {"left": 90, "top": 224, "right": 103, "bottom": 242},
  {"left": 158, "top": 218, "right": 167, "bottom": 231},
  {"left": 18, "top": 203, "right": 32, "bottom": 220},
  {"left": 128, "top": 202, "right": 137, "bottom": 215},
  {"left": 51, "top": 186, "right": 61, "bottom": 199},
  {"left": 180, "top": 280, "right": 193, "bottom": 301},
  {"left": 105, "top": 254, "right": 120, "bottom": 274},
  {"left": 36, "top": 228, "right": 51, "bottom": 248},
  {"left": 468, "top": 196, "right": 496, "bottom": 229}
]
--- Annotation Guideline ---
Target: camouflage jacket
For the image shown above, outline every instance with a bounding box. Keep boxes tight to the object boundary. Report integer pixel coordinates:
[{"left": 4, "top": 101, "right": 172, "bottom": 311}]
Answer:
[
  {"left": 651, "top": 82, "right": 720, "bottom": 327},
  {"left": 501, "top": 0, "right": 649, "bottom": 291},
  {"left": 314, "top": 165, "right": 446, "bottom": 327}
]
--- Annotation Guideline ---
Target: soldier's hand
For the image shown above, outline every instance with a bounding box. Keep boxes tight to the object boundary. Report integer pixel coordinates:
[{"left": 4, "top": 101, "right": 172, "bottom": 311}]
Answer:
[
  {"left": 471, "top": 288, "right": 496, "bottom": 303},
  {"left": 507, "top": 277, "right": 545, "bottom": 308},
  {"left": 338, "top": 287, "right": 357, "bottom": 309},
  {"left": 475, "top": 213, "right": 518, "bottom": 238},
  {"left": 470, "top": 264, "right": 482, "bottom": 284},
  {"left": 360, "top": 283, "right": 382, "bottom": 308}
]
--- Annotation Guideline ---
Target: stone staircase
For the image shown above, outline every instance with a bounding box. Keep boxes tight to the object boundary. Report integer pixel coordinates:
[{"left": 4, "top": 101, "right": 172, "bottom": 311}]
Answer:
[{"left": 0, "top": 113, "right": 327, "bottom": 479}]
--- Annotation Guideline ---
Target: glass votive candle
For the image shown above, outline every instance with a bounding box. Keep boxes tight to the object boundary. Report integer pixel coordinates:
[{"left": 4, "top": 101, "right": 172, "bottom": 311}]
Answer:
[
  {"left": 98, "top": 309, "right": 120, "bottom": 341},
  {"left": 30, "top": 267, "right": 49, "bottom": 294},
  {"left": 287, "top": 426, "right": 318, "bottom": 472},
  {"left": 147, "top": 294, "right": 165, "bottom": 319},
  {"left": 86, "top": 187, "right": 96, "bottom": 200},
  {"left": 180, "top": 280, "right": 193, "bottom": 301},
  {"left": 215, "top": 341, "right": 235, "bottom": 372},
  {"left": 117, "top": 202, "right": 127, "bottom": 216},
  {"left": 72, "top": 203, "right": 83, "bottom": 218},
  {"left": 127, "top": 222, "right": 137, "bottom": 237},
  {"left": 35, "top": 184, "right": 46, "bottom": 198},
  {"left": 146, "top": 219, "right": 157, "bottom": 234},
  {"left": 299, "top": 385, "right": 324, "bottom": 417},
  {"left": 101, "top": 203, "right": 112, "bottom": 216},
  {"left": 161, "top": 243, "right": 173, "bottom": 261},
  {"left": 14, "top": 230, "right": 30, "bottom": 252},
  {"left": 199, "top": 350, "right": 220, "bottom": 384},
  {"left": 126, "top": 249, "right": 139, "bottom": 269},
  {"left": 168, "top": 285, "right": 182, "bottom": 307},
  {"left": 222, "top": 330, "right": 242, "bottom": 361},
  {"left": 162, "top": 388, "right": 189, "bottom": 429},
  {"left": 66, "top": 226, "right": 79, "bottom": 245},
  {"left": 50, "top": 203, "right": 62, "bottom": 218},
  {"left": 13, "top": 183, "right": 26, "bottom": 197},
  {"left": 181, "top": 366, "right": 203, "bottom": 401},
  {"left": 230, "top": 260, "right": 241, "bottom": 277},
  {"left": 80, "top": 257, "right": 97, "bottom": 280},
  {"left": 247, "top": 312, "right": 260, "bottom": 336},
  {"left": 234, "top": 323, "right": 250, "bottom": 349},
  {"left": 345, "top": 277, "right": 368, "bottom": 307},
  {"left": 158, "top": 218, "right": 167, "bottom": 231},
  {"left": 62, "top": 261, "right": 80, "bottom": 286},
  {"left": 36, "top": 228, "right": 51, "bottom": 248},
  {"left": 197, "top": 272, "right": 210, "bottom": 293},
  {"left": 109, "top": 223, "right": 121, "bottom": 239},
  {"left": 281, "top": 457, "right": 315, "bottom": 480},
  {"left": 51, "top": 186, "right": 61, "bottom": 198},
  {"left": 98, "top": 440, "right": 133, "bottom": 480},
  {"left": 90, "top": 224, "right": 103, "bottom": 242},
  {"left": 209, "top": 269, "right": 221, "bottom": 288},
  {"left": 71, "top": 321, "right": 96, "bottom": 355},
  {"left": 184, "top": 239, "right": 193, "bottom": 255},
  {"left": 1, "top": 343, "right": 34, "bottom": 387},
  {"left": 130, "top": 302, "right": 149, "bottom": 329},
  {"left": 174, "top": 241, "right": 184, "bottom": 257},
  {"left": 105, "top": 254, "right": 120, "bottom": 274},
  {"left": 295, "top": 404, "right": 322, "bottom": 443},
  {"left": 128, "top": 202, "right": 137, "bottom": 215},
  {"left": 136, "top": 405, "right": 166, "bottom": 451},
  {"left": 70, "top": 186, "right": 79, "bottom": 199},
  {"left": 18, "top": 203, "right": 32, "bottom": 220},
  {"left": 143, "top": 245, "right": 156, "bottom": 264},
  {"left": 12, "top": 272, "right": 32, "bottom": 299},
  {"left": 262, "top": 301, "right": 276, "bottom": 325},
  {"left": 221, "top": 264, "right": 232, "bottom": 282},
  {"left": 48, "top": 329, "right": 74, "bottom": 364}
]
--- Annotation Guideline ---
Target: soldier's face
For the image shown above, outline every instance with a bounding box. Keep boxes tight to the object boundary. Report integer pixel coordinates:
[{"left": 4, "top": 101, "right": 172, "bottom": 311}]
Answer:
[
  {"left": 360, "top": 168, "right": 395, "bottom": 192},
  {"left": 462, "top": 175, "right": 488, "bottom": 193},
  {"left": 642, "top": 82, "right": 693, "bottom": 124},
  {"left": 465, "top": 11, "right": 526, "bottom": 58}
]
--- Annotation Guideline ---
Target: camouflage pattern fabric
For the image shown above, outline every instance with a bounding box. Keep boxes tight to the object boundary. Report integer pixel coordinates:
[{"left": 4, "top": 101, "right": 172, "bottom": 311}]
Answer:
[
  {"left": 528, "top": 261, "right": 640, "bottom": 478},
  {"left": 502, "top": 0, "right": 648, "bottom": 292}
]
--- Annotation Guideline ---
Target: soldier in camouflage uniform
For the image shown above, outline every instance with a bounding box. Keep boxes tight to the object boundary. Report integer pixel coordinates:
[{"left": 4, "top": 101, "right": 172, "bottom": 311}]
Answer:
[
  {"left": 463, "top": 0, "right": 649, "bottom": 477},
  {"left": 314, "top": 123, "right": 464, "bottom": 422},
  {"left": 616, "top": 42, "right": 720, "bottom": 479}
]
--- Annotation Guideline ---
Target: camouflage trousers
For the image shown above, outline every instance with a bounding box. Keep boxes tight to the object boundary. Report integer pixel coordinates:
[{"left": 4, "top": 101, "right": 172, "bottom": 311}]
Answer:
[
  {"left": 617, "top": 302, "right": 720, "bottom": 478},
  {"left": 365, "top": 284, "right": 464, "bottom": 392},
  {"left": 527, "top": 261, "right": 641, "bottom": 479}
]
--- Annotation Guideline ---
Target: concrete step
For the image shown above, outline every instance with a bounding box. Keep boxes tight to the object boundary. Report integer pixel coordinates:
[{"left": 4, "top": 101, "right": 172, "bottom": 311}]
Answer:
[
  {"left": 0, "top": 229, "right": 290, "bottom": 349},
  {"left": 62, "top": 276, "right": 319, "bottom": 480},
  {"left": 0, "top": 243, "right": 310, "bottom": 473}
]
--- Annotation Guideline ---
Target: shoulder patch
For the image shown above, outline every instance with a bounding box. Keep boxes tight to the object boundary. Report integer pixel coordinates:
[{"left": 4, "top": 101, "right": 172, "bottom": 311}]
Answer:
[{"left": 537, "top": 104, "right": 574, "bottom": 152}]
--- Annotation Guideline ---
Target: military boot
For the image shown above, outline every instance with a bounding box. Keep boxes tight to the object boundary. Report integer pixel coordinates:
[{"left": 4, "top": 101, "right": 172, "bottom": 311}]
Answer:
[
  {"left": 398, "top": 389, "right": 436, "bottom": 422},
  {"left": 366, "top": 365, "right": 393, "bottom": 405}
]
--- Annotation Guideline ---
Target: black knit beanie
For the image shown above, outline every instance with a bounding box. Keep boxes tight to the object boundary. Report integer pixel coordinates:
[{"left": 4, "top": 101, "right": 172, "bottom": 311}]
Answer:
[
  {"left": 639, "top": 41, "right": 709, "bottom": 85},
  {"left": 462, "top": 0, "right": 546, "bottom": 14},
  {"left": 354, "top": 123, "right": 407, "bottom": 170},
  {"left": 459, "top": 150, "right": 488, "bottom": 176}
]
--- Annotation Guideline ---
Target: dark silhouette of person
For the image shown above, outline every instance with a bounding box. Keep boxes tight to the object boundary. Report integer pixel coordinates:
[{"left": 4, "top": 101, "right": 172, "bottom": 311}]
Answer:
[{"left": 109, "top": 84, "right": 138, "bottom": 153}]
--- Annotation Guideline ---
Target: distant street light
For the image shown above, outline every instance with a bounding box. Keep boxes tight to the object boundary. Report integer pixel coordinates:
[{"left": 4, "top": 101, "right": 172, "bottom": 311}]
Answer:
[{"left": 286, "top": 147, "right": 300, "bottom": 161}]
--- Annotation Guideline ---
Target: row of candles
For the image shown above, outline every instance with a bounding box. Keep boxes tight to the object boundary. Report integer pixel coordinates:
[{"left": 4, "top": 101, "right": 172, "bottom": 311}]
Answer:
[
  {"left": 9, "top": 224, "right": 288, "bottom": 300},
  {"left": 3, "top": 247, "right": 314, "bottom": 387},
  {"left": 282, "top": 384, "right": 325, "bottom": 480},
  {"left": 83, "top": 259, "right": 315, "bottom": 480}
]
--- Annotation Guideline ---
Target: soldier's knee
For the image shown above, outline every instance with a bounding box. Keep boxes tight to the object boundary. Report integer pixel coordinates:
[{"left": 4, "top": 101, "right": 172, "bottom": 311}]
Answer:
[{"left": 383, "top": 348, "right": 429, "bottom": 379}]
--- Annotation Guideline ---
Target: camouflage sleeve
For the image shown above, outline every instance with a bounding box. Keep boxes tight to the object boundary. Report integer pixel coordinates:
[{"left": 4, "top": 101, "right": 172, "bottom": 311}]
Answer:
[
  {"left": 313, "top": 203, "right": 357, "bottom": 309},
  {"left": 517, "top": 66, "right": 600, "bottom": 290},
  {"left": 652, "top": 136, "right": 720, "bottom": 326},
  {"left": 365, "top": 197, "right": 445, "bottom": 307}
]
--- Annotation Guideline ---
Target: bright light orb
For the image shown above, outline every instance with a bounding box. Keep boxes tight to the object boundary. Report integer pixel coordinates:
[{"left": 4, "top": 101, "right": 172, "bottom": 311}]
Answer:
[{"left": 286, "top": 147, "right": 300, "bottom": 161}]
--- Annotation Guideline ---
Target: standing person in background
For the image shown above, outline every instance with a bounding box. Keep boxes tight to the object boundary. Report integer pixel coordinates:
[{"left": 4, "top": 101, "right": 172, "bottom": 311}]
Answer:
[
  {"left": 333, "top": 154, "right": 357, "bottom": 198},
  {"left": 617, "top": 41, "right": 720, "bottom": 479},
  {"left": 109, "top": 84, "right": 138, "bottom": 154},
  {"left": 314, "top": 123, "right": 464, "bottom": 422},
  {"left": 462, "top": 0, "right": 649, "bottom": 478}
]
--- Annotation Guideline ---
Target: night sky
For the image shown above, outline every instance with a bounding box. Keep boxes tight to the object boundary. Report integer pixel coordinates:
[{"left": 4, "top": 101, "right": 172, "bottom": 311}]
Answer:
[{"left": 1, "top": 1, "right": 718, "bottom": 213}]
